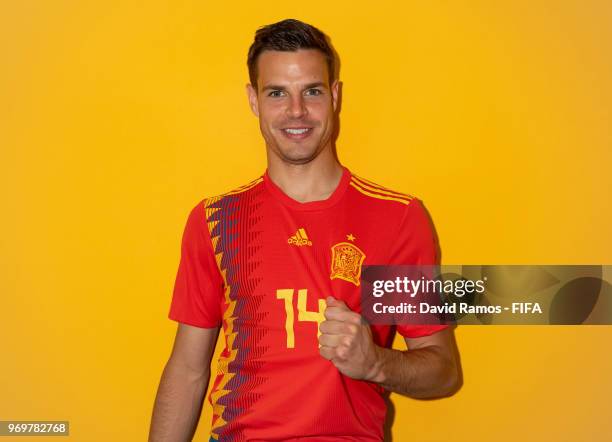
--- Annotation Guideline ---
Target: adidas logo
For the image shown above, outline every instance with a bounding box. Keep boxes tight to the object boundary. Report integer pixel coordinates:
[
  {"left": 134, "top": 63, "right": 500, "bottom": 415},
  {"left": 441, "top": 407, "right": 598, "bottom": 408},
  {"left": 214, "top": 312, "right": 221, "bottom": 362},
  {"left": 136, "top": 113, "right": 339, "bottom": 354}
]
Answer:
[{"left": 288, "top": 228, "right": 313, "bottom": 246}]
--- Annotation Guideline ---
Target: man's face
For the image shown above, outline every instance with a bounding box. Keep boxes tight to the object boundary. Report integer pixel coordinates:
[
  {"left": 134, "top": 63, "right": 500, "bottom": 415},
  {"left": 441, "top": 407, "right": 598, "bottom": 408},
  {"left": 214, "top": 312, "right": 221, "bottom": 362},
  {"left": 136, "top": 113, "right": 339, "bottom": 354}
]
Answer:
[{"left": 246, "top": 49, "right": 339, "bottom": 165}]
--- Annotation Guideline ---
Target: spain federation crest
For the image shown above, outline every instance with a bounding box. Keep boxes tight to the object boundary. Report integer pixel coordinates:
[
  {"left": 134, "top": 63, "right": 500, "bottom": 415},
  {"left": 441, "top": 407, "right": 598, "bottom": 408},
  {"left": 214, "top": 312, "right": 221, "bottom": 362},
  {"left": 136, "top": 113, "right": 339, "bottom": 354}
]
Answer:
[{"left": 330, "top": 241, "right": 366, "bottom": 286}]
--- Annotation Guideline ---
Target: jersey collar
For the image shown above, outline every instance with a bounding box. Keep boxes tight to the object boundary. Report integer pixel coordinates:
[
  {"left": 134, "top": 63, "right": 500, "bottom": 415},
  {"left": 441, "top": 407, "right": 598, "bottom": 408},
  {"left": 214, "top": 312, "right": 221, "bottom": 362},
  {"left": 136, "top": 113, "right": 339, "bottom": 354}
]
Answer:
[{"left": 263, "top": 165, "right": 351, "bottom": 211}]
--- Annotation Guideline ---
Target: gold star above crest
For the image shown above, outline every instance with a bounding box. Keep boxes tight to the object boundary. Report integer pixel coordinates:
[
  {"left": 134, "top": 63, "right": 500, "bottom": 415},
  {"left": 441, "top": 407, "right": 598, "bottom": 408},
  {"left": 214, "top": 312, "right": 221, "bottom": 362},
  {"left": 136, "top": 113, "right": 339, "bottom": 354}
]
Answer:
[{"left": 346, "top": 233, "right": 356, "bottom": 241}]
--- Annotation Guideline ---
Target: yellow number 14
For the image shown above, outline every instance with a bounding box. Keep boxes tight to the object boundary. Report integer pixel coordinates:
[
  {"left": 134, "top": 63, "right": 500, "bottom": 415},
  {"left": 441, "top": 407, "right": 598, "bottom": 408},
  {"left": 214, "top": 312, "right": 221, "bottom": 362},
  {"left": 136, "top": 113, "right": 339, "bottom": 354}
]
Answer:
[{"left": 276, "top": 289, "right": 326, "bottom": 348}]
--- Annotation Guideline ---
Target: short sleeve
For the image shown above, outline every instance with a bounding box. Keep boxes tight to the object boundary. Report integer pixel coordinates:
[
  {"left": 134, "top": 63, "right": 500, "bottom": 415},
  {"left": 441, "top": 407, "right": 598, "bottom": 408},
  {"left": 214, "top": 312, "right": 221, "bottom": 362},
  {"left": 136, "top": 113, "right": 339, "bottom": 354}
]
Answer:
[
  {"left": 168, "top": 200, "right": 224, "bottom": 328},
  {"left": 388, "top": 198, "right": 448, "bottom": 338}
]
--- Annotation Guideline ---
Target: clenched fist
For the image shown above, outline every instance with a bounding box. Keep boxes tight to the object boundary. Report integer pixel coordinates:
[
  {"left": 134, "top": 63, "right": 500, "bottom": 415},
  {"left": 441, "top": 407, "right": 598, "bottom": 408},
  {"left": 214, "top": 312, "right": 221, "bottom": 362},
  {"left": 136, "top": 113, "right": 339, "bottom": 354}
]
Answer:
[{"left": 318, "top": 296, "right": 382, "bottom": 381}]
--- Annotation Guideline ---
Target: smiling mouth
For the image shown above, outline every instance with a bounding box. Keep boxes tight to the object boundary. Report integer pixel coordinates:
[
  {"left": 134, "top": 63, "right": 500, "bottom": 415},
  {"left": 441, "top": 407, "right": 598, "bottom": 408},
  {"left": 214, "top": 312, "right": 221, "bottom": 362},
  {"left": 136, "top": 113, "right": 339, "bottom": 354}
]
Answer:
[{"left": 281, "top": 127, "right": 313, "bottom": 139}]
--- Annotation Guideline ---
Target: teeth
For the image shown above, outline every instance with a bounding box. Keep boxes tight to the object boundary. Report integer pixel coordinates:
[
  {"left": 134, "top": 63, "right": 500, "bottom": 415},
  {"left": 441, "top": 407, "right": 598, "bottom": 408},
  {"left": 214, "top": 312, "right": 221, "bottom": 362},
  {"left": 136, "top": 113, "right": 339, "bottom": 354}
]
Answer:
[{"left": 284, "top": 128, "right": 309, "bottom": 134}]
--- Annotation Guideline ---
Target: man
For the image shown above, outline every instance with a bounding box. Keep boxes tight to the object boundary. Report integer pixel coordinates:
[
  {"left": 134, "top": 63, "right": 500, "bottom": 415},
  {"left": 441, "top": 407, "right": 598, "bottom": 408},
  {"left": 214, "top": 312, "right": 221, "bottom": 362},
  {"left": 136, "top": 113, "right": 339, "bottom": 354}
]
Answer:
[{"left": 149, "top": 18, "right": 460, "bottom": 442}]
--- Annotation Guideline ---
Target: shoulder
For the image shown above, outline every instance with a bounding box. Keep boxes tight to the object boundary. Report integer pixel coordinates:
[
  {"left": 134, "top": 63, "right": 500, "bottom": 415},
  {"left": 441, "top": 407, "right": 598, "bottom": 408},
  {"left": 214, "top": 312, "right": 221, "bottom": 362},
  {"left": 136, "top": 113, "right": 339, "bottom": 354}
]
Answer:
[
  {"left": 185, "top": 175, "right": 264, "bottom": 225},
  {"left": 348, "top": 171, "right": 418, "bottom": 208},
  {"left": 346, "top": 171, "right": 433, "bottom": 237},
  {"left": 202, "top": 175, "right": 265, "bottom": 207}
]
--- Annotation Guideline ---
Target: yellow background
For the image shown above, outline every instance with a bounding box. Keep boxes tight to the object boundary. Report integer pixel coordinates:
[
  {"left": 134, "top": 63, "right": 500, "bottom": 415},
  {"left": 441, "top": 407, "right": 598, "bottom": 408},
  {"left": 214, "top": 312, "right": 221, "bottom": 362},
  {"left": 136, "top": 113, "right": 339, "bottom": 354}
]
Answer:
[{"left": 2, "top": 1, "right": 611, "bottom": 440}]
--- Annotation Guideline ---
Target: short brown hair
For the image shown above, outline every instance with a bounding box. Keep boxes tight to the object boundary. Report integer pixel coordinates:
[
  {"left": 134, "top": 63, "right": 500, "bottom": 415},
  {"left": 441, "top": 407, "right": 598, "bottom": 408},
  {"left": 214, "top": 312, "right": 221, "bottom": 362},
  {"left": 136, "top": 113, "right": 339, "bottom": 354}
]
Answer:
[{"left": 247, "top": 19, "right": 336, "bottom": 91}]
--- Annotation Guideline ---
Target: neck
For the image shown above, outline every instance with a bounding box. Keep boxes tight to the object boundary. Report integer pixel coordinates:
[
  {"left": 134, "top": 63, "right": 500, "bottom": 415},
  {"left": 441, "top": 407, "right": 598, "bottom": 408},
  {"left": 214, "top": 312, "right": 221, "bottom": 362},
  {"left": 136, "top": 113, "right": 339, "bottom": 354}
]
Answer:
[{"left": 266, "top": 149, "right": 344, "bottom": 203}]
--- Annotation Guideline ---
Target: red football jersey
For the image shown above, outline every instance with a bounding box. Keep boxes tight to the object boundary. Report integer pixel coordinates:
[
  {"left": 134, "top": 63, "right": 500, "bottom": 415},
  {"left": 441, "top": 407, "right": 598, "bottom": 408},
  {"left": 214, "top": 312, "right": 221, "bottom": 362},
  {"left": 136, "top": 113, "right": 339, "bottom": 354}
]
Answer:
[{"left": 168, "top": 166, "right": 447, "bottom": 441}]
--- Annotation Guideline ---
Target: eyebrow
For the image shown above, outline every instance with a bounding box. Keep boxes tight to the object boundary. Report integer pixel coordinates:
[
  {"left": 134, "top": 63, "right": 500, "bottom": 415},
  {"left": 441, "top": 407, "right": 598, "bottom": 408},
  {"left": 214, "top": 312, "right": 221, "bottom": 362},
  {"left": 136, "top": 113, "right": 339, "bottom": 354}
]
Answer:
[{"left": 261, "top": 82, "right": 327, "bottom": 92}]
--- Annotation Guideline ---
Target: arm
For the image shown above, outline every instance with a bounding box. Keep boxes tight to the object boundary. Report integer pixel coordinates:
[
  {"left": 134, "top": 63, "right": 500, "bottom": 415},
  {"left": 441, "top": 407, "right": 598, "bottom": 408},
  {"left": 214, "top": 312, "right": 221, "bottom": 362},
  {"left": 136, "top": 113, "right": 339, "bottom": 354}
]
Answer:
[
  {"left": 149, "top": 323, "right": 219, "bottom": 442},
  {"left": 319, "top": 297, "right": 460, "bottom": 399},
  {"left": 370, "top": 328, "right": 459, "bottom": 398}
]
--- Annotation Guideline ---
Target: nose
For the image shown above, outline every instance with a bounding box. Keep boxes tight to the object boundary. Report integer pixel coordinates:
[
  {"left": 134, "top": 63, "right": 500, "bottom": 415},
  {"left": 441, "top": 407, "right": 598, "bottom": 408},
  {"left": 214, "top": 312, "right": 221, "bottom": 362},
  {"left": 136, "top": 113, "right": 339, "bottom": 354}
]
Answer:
[{"left": 286, "top": 94, "right": 307, "bottom": 119}]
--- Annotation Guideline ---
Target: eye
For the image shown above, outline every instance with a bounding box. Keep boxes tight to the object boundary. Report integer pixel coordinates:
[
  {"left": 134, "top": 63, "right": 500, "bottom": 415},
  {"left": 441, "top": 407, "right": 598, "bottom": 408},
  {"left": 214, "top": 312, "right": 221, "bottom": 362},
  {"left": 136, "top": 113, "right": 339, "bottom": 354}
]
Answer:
[
  {"left": 305, "top": 88, "right": 322, "bottom": 96},
  {"left": 268, "top": 90, "right": 285, "bottom": 97}
]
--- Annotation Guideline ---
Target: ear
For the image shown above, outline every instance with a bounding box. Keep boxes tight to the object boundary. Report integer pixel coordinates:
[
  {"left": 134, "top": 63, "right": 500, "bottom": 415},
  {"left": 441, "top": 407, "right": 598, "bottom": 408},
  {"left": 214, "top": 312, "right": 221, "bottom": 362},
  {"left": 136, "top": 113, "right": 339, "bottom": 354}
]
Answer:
[
  {"left": 246, "top": 83, "right": 260, "bottom": 117},
  {"left": 331, "top": 79, "right": 339, "bottom": 112}
]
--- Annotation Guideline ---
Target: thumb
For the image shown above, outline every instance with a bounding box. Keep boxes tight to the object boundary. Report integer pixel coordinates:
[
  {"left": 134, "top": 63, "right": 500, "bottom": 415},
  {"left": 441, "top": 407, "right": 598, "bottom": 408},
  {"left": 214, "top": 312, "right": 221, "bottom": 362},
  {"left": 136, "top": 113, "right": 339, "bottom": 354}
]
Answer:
[{"left": 326, "top": 296, "right": 348, "bottom": 310}]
